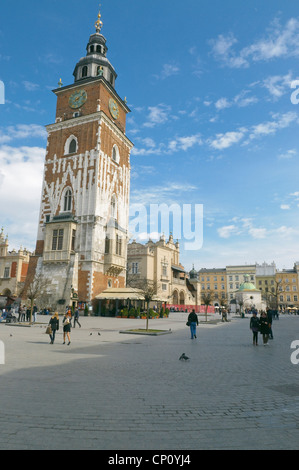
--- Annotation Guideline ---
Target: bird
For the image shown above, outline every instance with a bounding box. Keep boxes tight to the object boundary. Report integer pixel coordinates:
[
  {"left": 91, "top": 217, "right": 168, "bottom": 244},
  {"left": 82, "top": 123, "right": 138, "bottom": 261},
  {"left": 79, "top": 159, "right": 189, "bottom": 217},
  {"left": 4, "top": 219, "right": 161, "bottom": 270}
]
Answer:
[
  {"left": 179, "top": 353, "right": 190, "bottom": 361},
  {"left": 98, "top": 332, "right": 101, "bottom": 336},
  {"left": 89, "top": 333, "right": 92, "bottom": 336}
]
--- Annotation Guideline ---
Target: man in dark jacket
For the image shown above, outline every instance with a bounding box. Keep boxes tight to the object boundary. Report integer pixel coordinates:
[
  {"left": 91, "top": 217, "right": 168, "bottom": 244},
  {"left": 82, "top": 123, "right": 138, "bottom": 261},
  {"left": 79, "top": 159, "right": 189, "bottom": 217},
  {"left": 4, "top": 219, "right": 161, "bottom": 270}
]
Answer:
[{"left": 187, "top": 309, "right": 199, "bottom": 339}]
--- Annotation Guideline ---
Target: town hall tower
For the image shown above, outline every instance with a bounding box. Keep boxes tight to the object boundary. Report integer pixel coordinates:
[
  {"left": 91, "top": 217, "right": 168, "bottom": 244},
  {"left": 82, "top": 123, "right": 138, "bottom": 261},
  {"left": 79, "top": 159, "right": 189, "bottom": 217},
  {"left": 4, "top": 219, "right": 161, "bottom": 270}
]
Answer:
[{"left": 28, "top": 9, "right": 133, "bottom": 310}]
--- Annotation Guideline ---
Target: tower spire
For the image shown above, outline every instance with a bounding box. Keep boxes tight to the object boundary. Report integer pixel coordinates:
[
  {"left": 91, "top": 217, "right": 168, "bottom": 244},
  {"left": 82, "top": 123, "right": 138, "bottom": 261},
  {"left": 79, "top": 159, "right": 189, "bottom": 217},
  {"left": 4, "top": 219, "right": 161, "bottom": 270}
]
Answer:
[{"left": 95, "top": 5, "right": 103, "bottom": 33}]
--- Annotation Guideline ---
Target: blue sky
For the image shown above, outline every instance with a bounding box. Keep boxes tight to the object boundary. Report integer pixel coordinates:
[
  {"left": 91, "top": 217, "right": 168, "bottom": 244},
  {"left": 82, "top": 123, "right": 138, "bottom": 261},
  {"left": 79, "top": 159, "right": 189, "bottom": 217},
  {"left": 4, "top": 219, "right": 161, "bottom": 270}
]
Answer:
[{"left": 1, "top": 0, "right": 299, "bottom": 271}]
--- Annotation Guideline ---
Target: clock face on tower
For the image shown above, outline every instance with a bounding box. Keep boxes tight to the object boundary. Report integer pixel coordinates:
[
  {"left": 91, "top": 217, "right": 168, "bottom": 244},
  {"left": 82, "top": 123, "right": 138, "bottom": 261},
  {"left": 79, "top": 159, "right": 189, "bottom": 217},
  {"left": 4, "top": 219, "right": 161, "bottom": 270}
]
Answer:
[
  {"left": 69, "top": 89, "right": 87, "bottom": 109},
  {"left": 109, "top": 98, "right": 119, "bottom": 119}
]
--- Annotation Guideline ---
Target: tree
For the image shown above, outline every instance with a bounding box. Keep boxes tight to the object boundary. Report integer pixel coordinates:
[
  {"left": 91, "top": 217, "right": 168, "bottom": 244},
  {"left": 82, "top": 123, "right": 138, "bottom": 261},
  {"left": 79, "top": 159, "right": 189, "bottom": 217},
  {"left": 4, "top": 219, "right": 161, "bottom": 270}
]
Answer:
[
  {"left": 201, "top": 290, "right": 215, "bottom": 322},
  {"left": 128, "top": 277, "right": 158, "bottom": 331},
  {"left": 24, "top": 273, "right": 50, "bottom": 323}
]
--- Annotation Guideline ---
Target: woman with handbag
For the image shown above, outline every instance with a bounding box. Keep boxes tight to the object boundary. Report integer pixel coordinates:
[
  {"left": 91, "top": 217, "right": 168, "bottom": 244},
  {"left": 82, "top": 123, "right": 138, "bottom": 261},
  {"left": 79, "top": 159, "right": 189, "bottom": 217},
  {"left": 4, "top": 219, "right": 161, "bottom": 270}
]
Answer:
[
  {"left": 260, "top": 311, "right": 270, "bottom": 346},
  {"left": 48, "top": 312, "right": 59, "bottom": 344},
  {"left": 63, "top": 312, "right": 72, "bottom": 345}
]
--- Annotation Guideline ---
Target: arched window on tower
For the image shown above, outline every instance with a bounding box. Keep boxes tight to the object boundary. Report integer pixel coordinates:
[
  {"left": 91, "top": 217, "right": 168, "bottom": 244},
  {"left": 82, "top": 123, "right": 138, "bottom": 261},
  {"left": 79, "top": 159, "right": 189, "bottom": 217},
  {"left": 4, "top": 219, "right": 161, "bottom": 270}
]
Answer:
[
  {"left": 64, "top": 189, "right": 72, "bottom": 212},
  {"left": 69, "top": 138, "right": 77, "bottom": 154},
  {"left": 82, "top": 66, "right": 88, "bottom": 78},
  {"left": 112, "top": 144, "right": 120, "bottom": 163}
]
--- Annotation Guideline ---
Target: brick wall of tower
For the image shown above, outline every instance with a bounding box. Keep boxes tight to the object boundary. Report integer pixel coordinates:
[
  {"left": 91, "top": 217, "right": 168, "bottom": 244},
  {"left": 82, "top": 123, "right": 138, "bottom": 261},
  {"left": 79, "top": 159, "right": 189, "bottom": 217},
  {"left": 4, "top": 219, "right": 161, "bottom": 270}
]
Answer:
[{"left": 55, "top": 80, "right": 127, "bottom": 132}]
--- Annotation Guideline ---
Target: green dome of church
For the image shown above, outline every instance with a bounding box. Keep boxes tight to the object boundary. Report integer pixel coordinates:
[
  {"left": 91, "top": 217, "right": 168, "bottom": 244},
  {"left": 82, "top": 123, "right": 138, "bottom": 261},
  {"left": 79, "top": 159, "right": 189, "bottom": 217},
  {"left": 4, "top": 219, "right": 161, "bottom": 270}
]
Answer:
[{"left": 237, "top": 275, "right": 259, "bottom": 292}]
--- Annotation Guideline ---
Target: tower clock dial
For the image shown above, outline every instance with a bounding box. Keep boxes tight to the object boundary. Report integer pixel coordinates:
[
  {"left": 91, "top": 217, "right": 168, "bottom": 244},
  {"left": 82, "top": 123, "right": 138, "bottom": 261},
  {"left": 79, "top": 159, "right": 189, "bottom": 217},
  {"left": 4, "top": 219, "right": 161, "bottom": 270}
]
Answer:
[
  {"left": 69, "top": 89, "right": 87, "bottom": 109},
  {"left": 109, "top": 98, "right": 119, "bottom": 119}
]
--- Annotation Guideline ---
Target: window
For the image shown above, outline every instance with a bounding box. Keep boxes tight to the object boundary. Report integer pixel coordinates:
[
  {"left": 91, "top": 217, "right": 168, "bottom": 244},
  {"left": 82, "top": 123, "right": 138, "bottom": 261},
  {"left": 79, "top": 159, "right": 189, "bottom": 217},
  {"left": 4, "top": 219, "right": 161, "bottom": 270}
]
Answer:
[
  {"left": 97, "top": 45, "right": 102, "bottom": 53},
  {"left": 116, "top": 235, "right": 122, "bottom": 256},
  {"left": 82, "top": 66, "right": 88, "bottom": 78},
  {"left": 295, "top": 295, "right": 298, "bottom": 302},
  {"left": 71, "top": 230, "right": 76, "bottom": 251},
  {"left": 105, "top": 236, "right": 110, "bottom": 254},
  {"left": 280, "top": 295, "right": 283, "bottom": 302},
  {"left": 69, "top": 139, "right": 77, "bottom": 154},
  {"left": 64, "top": 136, "right": 78, "bottom": 155},
  {"left": 287, "top": 295, "right": 291, "bottom": 302},
  {"left": 64, "top": 189, "right": 72, "bottom": 212},
  {"left": 111, "top": 195, "right": 116, "bottom": 218},
  {"left": 4, "top": 267, "right": 10, "bottom": 278},
  {"left": 132, "top": 262, "right": 138, "bottom": 274},
  {"left": 112, "top": 145, "right": 120, "bottom": 163},
  {"left": 162, "top": 284, "right": 167, "bottom": 291},
  {"left": 52, "top": 229, "right": 64, "bottom": 251},
  {"left": 162, "top": 265, "right": 167, "bottom": 278}
]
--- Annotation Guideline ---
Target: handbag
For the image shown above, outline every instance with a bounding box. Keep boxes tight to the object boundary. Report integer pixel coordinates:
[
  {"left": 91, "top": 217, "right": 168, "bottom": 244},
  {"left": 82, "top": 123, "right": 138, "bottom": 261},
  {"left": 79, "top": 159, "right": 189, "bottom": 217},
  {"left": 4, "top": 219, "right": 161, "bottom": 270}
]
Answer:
[
  {"left": 46, "top": 326, "right": 52, "bottom": 335},
  {"left": 186, "top": 321, "right": 190, "bottom": 326}
]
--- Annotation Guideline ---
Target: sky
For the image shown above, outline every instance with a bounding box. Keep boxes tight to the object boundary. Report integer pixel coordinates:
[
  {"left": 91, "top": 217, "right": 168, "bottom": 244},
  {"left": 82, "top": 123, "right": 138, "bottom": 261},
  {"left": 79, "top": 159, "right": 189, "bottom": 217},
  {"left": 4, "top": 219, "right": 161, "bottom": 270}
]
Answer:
[{"left": 1, "top": 0, "right": 299, "bottom": 272}]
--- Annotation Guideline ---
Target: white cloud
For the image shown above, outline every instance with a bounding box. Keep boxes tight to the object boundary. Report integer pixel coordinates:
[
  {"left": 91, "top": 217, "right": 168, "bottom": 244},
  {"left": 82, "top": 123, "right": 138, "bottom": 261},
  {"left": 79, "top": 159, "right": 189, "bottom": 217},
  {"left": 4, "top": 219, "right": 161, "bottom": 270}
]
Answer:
[
  {"left": 0, "top": 144, "right": 45, "bottom": 249},
  {"left": 23, "top": 81, "right": 40, "bottom": 91},
  {"left": 215, "top": 97, "right": 231, "bottom": 110},
  {"left": 246, "top": 111, "right": 297, "bottom": 142},
  {"left": 0, "top": 124, "right": 47, "bottom": 144},
  {"left": 143, "top": 104, "right": 171, "bottom": 128},
  {"left": 280, "top": 204, "right": 290, "bottom": 210},
  {"left": 210, "top": 18, "right": 299, "bottom": 68},
  {"left": 160, "top": 64, "right": 180, "bottom": 79},
  {"left": 263, "top": 72, "right": 293, "bottom": 99},
  {"left": 217, "top": 225, "right": 239, "bottom": 238},
  {"left": 132, "top": 133, "right": 202, "bottom": 156},
  {"left": 209, "top": 129, "right": 246, "bottom": 150},
  {"left": 278, "top": 149, "right": 297, "bottom": 160}
]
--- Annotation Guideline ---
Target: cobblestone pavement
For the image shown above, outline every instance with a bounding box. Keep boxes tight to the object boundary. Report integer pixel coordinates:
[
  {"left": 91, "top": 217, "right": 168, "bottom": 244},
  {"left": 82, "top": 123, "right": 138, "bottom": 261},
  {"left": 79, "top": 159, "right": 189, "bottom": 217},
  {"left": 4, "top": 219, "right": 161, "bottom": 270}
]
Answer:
[{"left": 0, "top": 313, "right": 299, "bottom": 450}]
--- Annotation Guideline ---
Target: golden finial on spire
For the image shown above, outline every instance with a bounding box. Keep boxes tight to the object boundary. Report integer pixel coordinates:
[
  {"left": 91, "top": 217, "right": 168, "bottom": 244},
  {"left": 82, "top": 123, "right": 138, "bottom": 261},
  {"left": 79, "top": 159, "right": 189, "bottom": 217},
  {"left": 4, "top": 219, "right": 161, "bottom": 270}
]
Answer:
[{"left": 95, "top": 5, "right": 103, "bottom": 33}]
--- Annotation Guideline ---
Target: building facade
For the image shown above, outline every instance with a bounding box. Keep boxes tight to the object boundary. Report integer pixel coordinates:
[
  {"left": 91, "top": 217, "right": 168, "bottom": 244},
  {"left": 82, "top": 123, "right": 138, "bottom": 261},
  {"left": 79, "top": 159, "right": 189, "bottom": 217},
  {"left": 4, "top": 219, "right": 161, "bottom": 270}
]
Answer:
[
  {"left": 127, "top": 235, "right": 201, "bottom": 308},
  {"left": 198, "top": 268, "right": 227, "bottom": 306},
  {"left": 25, "top": 10, "right": 133, "bottom": 310},
  {"left": 0, "top": 228, "right": 31, "bottom": 300},
  {"left": 275, "top": 263, "right": 299, "bottom": 311}
]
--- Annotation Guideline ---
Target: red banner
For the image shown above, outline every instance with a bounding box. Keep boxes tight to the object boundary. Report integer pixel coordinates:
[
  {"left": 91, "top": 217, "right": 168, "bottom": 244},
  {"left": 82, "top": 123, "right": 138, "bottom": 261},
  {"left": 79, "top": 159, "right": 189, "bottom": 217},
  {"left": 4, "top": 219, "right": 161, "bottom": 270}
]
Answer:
[{"left": 166, "top": 304, "right": 215, "bottom": 314}]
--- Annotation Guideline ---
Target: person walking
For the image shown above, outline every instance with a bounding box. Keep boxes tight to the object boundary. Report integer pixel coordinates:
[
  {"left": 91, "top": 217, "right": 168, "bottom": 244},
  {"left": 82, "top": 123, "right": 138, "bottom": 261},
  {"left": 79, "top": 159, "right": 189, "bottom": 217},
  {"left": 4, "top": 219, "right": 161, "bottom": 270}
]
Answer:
[
  {"left": 63, "top": 311, "right": 72, "bottom": 345},
  {"left": 48, "top": 312, "right": 59, "bottom": 344},
  {"left": 187, "top": 309, "right": 199, "bottom": 340},
  {"left": 250, "top": 311, "right": 260, "bottom": 346},
  {"left": 267, "top": 308, "right": 274, "bottom": 339},
  {"left": 32, "top": 304, "right": 38, "bottom": 323},
  {"left": 260, "top": 311, "right": 270, "bottom": 346},
  {"left": 73, "top": 308, "right": 81, "bottom": 328}
]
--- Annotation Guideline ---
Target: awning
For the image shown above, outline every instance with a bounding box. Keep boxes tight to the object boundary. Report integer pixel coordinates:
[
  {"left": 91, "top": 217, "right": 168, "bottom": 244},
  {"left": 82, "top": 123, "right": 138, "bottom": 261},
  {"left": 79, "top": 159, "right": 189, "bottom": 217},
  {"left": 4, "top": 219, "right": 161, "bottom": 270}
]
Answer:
[
  {"left": 95, "top": 287, "right": 161, "bottom": 302},
  {"left": 95, "top": 288, "right": 145, "bottom": 301}
]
